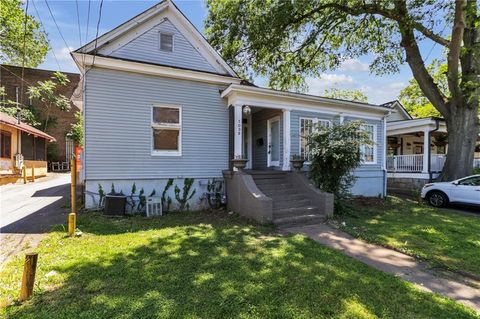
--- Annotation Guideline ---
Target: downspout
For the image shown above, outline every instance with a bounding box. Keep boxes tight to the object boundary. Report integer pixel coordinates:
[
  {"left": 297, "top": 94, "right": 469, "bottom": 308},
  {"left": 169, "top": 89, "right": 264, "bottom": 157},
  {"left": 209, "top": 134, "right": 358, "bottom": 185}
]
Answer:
[
  {"left": 382, "top": 113, "right": 389, "bottom": 197},
  {"left": 428, "top": 119, "right": 440, "bottom": 182}
]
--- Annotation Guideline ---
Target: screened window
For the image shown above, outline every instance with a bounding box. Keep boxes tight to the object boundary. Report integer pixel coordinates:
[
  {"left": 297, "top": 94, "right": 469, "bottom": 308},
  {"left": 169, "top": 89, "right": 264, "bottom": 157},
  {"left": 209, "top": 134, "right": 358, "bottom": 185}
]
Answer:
[
  {"left": 159, "top": 33, "right": 174, "bottom": 52},
  {"left": 360, "top": 124, "right": 376, "bottom": 164},
  {"left": 152, "top": 105, "right": 181, "bottom": 156},
  {"left": 0, "top": 131, "right": 12, "bottom": 158},
  {"left": 299, "top": 118, "right": 331, "bottom": 161}
]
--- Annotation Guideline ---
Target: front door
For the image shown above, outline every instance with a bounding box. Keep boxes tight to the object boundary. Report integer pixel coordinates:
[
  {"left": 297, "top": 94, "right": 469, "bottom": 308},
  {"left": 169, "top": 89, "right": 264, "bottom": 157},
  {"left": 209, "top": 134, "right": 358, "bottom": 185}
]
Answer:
[{"left": 267, "top": 116, "right": 280, "bottom": 167}]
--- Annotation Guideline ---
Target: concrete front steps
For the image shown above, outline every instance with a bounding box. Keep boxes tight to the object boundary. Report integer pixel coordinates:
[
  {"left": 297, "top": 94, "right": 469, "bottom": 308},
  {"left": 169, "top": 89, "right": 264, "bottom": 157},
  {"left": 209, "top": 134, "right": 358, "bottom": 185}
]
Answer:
[{"left": 248, "top": 170, "right": 328, "bottom": 227}]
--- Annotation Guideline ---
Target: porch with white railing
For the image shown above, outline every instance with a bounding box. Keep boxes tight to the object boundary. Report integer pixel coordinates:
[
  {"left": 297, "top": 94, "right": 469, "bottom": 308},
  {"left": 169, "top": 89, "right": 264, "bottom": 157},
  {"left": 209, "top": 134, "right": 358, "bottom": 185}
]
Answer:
[{"left": 386, "top": 154, "right": 447, "bottom": 173}]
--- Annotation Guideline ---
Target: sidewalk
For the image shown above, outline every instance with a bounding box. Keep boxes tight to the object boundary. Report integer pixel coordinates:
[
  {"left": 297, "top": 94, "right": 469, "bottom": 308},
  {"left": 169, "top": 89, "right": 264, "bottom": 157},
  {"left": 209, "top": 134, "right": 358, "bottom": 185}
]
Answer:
[{"left": 284, "top": 223, "right": 480, "bottom": 312}]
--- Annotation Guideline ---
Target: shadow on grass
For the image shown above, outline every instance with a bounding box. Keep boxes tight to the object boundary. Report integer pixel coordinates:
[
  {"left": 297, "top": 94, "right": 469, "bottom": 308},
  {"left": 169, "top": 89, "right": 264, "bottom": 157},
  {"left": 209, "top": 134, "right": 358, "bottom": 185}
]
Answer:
[
  {"left": 3, "top": 211, "right": 477, "bottom": 319},
  {"left": 339, "top": 196, "right": 480, "bottom": 276}
]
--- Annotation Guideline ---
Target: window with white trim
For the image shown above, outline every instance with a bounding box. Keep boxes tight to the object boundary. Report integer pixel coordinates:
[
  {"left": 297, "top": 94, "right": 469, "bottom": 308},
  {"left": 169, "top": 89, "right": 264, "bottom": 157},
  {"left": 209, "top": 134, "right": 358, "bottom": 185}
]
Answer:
[
  {"left": 152, "top": 105, "right": 181, "bottom": 156},
  {"left": 360, "top": 124, "right": 376, "bottom": 164},
  {"left": 299, "top": 118, "right": 331, "bottom": 161},
  {"left": 159, "top": 33, "right": 174, "bottom": 52}
]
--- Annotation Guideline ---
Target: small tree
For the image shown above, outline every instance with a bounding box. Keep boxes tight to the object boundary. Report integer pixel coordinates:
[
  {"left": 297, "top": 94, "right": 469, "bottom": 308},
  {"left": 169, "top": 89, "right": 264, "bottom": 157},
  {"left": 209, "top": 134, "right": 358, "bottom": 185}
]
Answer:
[
  {"left": 28, "top": 71, "right": 71, "bottom": 131},
  {"left": 308, "top": 120, "right": 373, "bottom": 211},
  {"left": 66, "top": 111, "right": 83, "bottom": 147}
]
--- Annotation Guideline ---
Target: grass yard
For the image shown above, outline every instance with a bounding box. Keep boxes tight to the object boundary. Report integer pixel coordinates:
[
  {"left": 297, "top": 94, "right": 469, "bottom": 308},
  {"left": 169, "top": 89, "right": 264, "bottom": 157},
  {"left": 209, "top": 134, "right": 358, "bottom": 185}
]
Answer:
[
  {"left": 1, "top": 210, "right": 478, "bottom": 318},
  {"left": 337, "top": 196, "right": 480, "bottom": 276}
]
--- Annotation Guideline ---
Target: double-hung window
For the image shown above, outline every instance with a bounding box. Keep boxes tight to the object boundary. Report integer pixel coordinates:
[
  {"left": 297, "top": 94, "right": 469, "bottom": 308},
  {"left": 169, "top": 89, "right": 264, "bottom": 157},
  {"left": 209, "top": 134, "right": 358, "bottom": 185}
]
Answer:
[
  {"left": 360, "top": 124, "right": 376, "bottom": 164},
  {"left": 0, "top": 130, "right": 12, "bottom": 158},
  {"left": 299, "top": 118, "right": 331, "bottom": 161},
  {"left": 152, "top": 105, "right": 182, "bottom": 156}
]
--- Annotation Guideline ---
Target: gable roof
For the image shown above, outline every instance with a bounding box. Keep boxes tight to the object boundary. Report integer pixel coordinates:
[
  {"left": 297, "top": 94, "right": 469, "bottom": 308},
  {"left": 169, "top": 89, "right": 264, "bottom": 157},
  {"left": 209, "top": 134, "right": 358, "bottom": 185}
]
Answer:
[
  {"left": 75, "top": 0, "right": 237, "bottom": 77},
  {"left": 0, "top": 112, "right": 56, "bottom": 141},
  {"left": 382, "top": 100, "right": 412, "bottom": 120}
]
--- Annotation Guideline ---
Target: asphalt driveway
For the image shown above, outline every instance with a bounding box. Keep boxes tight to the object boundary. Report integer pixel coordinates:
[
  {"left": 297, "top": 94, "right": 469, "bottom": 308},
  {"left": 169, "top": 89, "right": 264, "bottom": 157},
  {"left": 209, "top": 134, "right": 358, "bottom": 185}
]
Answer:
[{"left": 0, "top": 173, "right": 70, "bottom": 265}]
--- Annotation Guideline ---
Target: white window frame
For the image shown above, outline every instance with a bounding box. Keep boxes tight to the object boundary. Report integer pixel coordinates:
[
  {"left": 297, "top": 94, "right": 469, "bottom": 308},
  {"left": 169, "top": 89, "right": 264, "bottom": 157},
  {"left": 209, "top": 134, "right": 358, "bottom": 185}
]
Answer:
[
  {"left": 360, "top": 123, "right": 377, "bottom": 164},
  {"left": 159, "top": 32, "right": 174, "bottom": 52},
  {"left": 151, "top": 104, "right": 182, "bottom": 156},
  {"left": 299, "top": 117, "right": 332, "bottom": 163}
]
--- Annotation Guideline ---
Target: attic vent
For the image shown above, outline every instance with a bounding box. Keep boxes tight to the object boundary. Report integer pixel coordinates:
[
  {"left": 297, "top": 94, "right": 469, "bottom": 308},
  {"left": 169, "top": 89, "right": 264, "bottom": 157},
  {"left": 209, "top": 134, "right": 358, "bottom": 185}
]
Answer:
[{"left": 160, "top": 33, "right": 173, "bottom": 52}]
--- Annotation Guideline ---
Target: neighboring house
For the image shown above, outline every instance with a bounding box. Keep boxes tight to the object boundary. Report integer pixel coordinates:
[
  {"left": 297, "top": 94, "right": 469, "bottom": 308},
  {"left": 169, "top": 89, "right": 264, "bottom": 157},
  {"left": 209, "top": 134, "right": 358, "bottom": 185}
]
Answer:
[
  {"left": 0, "top": 112, "right": 55, "bottom": 185},
  {"left": 384, "top": 100, "right": 480, "bottom": 191},
  {"left": 0, "top": 65, "right": 82, "bottom": 164},
  {"left": 72, "top": 0, "right": 390, "bottom": 215}
]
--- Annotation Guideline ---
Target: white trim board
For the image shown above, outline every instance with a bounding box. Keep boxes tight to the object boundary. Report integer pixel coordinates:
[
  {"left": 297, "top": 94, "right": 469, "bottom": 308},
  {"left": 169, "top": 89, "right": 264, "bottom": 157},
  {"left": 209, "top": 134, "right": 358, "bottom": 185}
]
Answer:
[
  {"left": 223, "top": 85, "right": 388, "bottom": 120},
  {"left": 73, "top": 53, "right": 241, "bottom": 86}
]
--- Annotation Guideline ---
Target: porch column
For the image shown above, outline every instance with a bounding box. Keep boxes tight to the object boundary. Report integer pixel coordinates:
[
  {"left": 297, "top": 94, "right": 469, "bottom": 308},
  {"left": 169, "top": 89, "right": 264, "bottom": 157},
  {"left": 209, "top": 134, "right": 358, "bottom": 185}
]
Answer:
[
  {"left": 282, "top": 109, "right": 291, "bottom": 171},
  {"left": 233, "top": 104, "right": 243, "bottom": 159},
  {"left": 422, "top": 129, "right": 430, "bottom": 173}
]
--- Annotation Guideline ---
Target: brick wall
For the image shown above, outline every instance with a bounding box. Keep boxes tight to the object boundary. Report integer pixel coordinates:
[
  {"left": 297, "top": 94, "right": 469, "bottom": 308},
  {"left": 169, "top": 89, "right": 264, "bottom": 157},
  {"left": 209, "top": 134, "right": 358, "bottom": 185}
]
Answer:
[{"left": 0, "top": 65, "right": 82, "bottom": 162}]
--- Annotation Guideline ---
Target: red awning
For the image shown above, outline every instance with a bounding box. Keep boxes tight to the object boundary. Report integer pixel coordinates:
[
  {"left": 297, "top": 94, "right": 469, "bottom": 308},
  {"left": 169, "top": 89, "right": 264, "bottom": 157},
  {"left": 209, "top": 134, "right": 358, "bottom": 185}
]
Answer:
[{"left": 0, "top": 112, "right": 56, "bottom": 142}]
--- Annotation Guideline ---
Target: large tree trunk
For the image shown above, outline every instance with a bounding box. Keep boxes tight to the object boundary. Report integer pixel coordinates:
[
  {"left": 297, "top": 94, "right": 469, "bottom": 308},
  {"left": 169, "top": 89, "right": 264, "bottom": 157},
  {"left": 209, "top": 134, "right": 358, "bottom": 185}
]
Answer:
[{"left": 441, "top": 105, "right": 479, "bottom": 181}]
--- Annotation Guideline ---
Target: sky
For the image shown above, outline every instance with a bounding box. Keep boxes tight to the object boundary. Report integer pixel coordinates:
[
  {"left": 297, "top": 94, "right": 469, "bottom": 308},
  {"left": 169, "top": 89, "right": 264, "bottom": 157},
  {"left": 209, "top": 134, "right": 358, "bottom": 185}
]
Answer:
[{"left": 30, "top": 0, "right": 445, "bottom": 105}]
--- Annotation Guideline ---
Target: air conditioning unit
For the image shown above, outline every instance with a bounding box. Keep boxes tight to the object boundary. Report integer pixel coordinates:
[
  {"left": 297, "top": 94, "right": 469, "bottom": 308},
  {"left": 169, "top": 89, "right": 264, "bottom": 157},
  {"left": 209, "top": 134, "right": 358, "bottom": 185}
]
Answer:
[{"left": 146, "top": 196, "right": 163, "bottom": 217}]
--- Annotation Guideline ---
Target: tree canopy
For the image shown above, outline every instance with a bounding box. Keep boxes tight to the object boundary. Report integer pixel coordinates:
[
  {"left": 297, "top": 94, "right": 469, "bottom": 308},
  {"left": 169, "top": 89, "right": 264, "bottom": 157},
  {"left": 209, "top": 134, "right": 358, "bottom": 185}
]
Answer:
[
  {"left": 0, "top": 0, "right": 48, "bottom": 67},
  {"left": 323, "top": 88, "right": 368, "bottom": 103}
]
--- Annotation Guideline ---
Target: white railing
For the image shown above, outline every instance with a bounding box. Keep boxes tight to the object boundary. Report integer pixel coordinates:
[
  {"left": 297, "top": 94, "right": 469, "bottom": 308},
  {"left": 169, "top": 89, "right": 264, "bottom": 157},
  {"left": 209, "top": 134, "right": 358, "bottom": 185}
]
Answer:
[
  {"left": 387, "top": 154, "right": 424, "bottom": 172},
  {"left": 387, "top": 154, "right": 480, "bottom": 173}
]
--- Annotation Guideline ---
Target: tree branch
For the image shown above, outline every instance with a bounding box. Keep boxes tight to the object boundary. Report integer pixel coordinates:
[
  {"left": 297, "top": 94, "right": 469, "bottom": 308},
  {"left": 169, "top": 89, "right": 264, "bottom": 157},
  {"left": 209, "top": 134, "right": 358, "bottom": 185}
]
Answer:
[
  {"left": 411, "top": 21, "right": 450, "bottom": 47},
  {"left": 447, "top": 0, "right": 466, "bottom": 104},
  {"left": 395, "top": 1, "right": 449, "bottom": 116}
]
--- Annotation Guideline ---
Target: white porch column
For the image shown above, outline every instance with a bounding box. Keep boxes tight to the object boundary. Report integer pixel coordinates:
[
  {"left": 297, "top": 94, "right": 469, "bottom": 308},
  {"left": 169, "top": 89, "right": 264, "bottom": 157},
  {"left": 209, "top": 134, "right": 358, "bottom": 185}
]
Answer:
[
  {"left": 233, "top": 104, "right": 243, "bottom": 159},
  {"left": 422, "top": 129, "right": 429, "bottom": 173},
  {"left": 282, "top": 109, "right": 291, "bottom": 171}
]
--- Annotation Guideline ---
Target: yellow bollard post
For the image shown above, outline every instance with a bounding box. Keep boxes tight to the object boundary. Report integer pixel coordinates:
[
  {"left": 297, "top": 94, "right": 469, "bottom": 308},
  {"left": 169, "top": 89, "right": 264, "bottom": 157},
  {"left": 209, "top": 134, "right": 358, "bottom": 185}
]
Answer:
[
  {"left": 19, "top": 253, "right": 38, "bottom": 302},
  {"left": 23, "top": 166, "right": 27, "bottom": 184},
  {"left": 31, "top": 167, "right": 35, "bottom": 182},
  {"left": 70, "top": 158, "right": 77, "bottom": 215},
  {"left": 67, "top": 213, "right": 76, "bottom": 237}
]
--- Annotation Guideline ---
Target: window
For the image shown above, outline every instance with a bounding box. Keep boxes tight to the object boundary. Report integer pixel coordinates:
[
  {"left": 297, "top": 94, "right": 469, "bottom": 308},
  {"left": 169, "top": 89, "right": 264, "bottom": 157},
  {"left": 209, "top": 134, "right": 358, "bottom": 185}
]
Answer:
[
  {"left": 360, "top": 124, "right": 376, "bottom": 164},
  {"left": 458, "top": 176, "right": 480, "bottom": 186},
  {"left": 152, "top": 105, "right": 181, "bottom": 156},
  {"left": 299, "top": 118, "right": 331, "bottom": 161},
  {"left": 159, "top": 33, "right": 173, "bottom": 52},
  {"left": 0, "top": 131, "right": 12, "bottom": 158}
]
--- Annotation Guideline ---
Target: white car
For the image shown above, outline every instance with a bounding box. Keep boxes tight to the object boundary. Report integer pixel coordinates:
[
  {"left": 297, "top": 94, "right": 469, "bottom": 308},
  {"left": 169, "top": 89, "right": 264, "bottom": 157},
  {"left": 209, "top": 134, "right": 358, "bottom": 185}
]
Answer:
[{"left": 421, "top": 175, "right": 480, "bottom": 208}]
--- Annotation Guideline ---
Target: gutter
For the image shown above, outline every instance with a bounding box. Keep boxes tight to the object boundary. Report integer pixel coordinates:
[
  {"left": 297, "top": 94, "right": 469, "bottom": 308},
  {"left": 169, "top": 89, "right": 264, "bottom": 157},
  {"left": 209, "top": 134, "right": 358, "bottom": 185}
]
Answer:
[{"left": 428, "top": 118, "right": 440, "bottom": 182}]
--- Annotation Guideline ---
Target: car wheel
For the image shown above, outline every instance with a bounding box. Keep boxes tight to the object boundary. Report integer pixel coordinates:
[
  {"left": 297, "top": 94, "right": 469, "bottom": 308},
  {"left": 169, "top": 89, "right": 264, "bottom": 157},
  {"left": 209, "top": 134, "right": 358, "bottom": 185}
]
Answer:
[{"left": 427, "top": 191, "right": 448, "bottom": 208}]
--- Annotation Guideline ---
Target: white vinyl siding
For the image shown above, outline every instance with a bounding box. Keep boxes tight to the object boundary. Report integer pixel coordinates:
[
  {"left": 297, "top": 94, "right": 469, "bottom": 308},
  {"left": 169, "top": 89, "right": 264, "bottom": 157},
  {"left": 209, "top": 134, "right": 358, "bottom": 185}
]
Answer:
[
  {"left": 360, "top": 124, "right": 377, "bottom": 164},
  {"left": 299, "top": 118, "right": 331, "bottom": 161},
  {"left": 110, "top": 20, "right": 217, "bottom": 73},
  {"left": 151, "top": 105, "right": 181, "bottom": 156}
]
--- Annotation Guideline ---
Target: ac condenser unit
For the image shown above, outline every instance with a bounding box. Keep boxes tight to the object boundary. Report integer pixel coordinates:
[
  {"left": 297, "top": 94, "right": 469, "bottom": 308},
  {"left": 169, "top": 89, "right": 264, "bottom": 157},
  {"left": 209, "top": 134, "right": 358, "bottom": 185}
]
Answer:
[{"left": 146, "top": 196, "right": 163, "bottom": 217}]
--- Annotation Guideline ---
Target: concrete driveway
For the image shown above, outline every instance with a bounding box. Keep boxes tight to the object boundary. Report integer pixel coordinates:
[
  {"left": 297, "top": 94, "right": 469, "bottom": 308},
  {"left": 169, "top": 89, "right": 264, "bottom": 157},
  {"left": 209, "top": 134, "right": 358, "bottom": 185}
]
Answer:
[{"left": 0, "top": 173, "right": 70, "bottom": 265}]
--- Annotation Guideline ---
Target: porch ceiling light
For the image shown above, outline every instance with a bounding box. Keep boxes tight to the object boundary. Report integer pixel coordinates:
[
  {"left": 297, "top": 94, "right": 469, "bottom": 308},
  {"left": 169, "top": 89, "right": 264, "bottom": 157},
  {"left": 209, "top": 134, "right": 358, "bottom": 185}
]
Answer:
[{"left": 243, "top": 105, "right": 251, "bottom": 116}]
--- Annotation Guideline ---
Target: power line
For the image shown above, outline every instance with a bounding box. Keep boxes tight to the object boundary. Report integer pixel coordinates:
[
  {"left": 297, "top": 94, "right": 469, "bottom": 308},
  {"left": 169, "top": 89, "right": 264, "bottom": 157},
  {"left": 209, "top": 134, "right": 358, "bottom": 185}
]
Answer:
[
  {"left": 44, "top": 0, "right": 70, "bottom": 50},
  {"left": 92, "top": 0, "right": 104, "bottom": 66},
  {"left": 75, "top": 0, "right": 82, "bottom": 48},
  {"left": 0, "top": 65, "right": 35, "bottom": 89},
  {"left": 31, "top": 0, "right": 62, "bottom": 71},
  {"left": 82, "top": 0, "right": 92, "bottom": 66}
]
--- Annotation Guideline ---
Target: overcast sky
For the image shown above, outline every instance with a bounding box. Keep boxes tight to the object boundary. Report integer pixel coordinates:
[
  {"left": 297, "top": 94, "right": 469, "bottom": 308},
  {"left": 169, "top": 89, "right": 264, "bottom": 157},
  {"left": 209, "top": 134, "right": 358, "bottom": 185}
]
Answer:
[{"left": 31, "top": 0, "right": 445, "bottom": 105}]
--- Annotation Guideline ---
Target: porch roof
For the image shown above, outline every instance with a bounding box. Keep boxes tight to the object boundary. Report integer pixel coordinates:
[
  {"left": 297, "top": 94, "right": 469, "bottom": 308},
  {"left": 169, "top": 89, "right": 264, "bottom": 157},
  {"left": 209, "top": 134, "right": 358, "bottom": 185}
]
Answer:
[
  {"left": 221, "top": 84, "right": 390, "bottom": 119},
  {"left": 0, "top": 112, "right": 56, "bottom": 142},
  {"left": 387, "top": 117, "right": 447, "bottom": 136}
]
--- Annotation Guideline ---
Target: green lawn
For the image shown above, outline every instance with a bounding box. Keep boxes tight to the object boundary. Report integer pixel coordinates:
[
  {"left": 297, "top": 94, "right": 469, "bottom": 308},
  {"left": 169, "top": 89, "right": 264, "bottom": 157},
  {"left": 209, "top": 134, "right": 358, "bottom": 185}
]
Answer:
[
  {"left": 337, "top": 196, "right": 480, "bottom": 276},
  {"left": 1, "top": 211, "right": 477, "bottom": 318}
]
